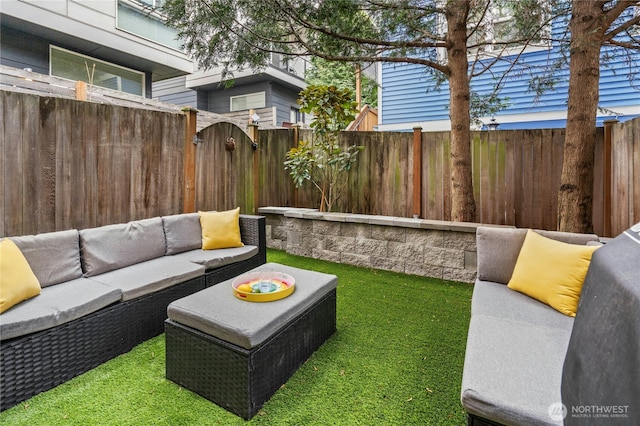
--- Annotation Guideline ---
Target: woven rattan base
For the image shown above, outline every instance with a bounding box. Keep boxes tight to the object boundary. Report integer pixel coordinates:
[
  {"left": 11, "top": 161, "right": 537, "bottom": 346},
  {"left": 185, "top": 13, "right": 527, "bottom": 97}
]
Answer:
[{"left": 165, "top": 288, "right": 336, "bottom": 419}]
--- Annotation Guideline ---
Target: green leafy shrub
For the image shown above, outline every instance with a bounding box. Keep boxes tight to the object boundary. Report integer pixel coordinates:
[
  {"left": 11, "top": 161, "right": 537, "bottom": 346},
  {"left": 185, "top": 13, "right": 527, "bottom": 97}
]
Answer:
[{"left": 285, "top": 85, "right": 363, "bottom": 212}]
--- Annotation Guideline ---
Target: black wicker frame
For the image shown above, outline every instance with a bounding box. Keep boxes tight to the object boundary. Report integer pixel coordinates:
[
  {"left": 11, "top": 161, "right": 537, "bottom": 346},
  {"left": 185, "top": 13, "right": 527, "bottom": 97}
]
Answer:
[
  {"left": 0, "top": 215, "right": 266, "bottom": 412},
  {"left": 165, "top": 288, "right": 337, "bottom": 420},
  {"left": 467, "top": 413, "right": 506, "bottom": 426}
]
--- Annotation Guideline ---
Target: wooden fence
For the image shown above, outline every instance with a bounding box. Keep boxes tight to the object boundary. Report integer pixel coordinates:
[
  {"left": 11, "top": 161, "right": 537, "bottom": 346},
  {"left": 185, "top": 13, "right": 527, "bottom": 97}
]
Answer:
[
  {"left": 260, "top": 122, "right": 638, "bottom": 237},
  {"left": 1, "top": 89, "right": 638, "bottom": 238}
]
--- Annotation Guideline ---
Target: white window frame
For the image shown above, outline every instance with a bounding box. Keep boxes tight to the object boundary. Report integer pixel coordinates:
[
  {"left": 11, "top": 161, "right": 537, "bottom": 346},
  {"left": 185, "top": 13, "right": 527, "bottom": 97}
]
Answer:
[
  {"left": 50, "top": 46, "right": 145, "bottom": 97},
  {"left": 467, "top": 1, "right": 551, "bottom": 57},
  {"left": 230, "top": 92, "right": 266, "bottom": 112},
  {"left": 116, "top": 0, "right": 183, "bottom": 51}
]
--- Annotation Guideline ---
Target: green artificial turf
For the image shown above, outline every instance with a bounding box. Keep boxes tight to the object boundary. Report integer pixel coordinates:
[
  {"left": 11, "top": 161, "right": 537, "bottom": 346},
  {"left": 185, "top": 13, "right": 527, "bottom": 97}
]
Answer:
[{"left": 0, "top": 250, "right": 473, "bottom": 425}]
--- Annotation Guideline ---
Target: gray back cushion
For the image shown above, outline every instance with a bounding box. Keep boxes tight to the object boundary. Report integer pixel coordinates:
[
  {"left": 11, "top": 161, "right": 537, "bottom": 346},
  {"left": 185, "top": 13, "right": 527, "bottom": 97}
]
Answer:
[
  {"left": 161, "top": 213, "right": 202, "bottom": 255},
  {"left": 476, "top": 226, "right": 599, "bottom": 284},
  {"left": 79, "top": 217, "right": 166, "bottom": 277},
  {"left": 10, "top": 229, "right": 82, "bottom": 287}
]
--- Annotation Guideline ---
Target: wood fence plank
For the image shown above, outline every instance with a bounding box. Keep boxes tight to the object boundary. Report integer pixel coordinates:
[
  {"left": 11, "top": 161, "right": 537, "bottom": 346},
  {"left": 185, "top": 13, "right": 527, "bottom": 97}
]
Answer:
[
  {"left": 517, "top": 131, "right": 531, "bottom": 228},
  {"left": 591, "top": 128, "right": 604, "bottom": 236},
  {"left": 67, "top": 100, "right": 87, "bottom": 230},
  {"left": 158, "top": 113, "right": 182, "bottom": 216},
  {"left": 442, "top": 134, "right": 452, "bottom": 221},
  {"left": 612, "top": 122, "right": 629, "bottom": 234},
  {"left": 488, "top": 132, "right": 499, "bottom": 224},
  {"left": 21, "top": 94, "right": 40, "bottom": 235},
  {"left": 471, "top": 133, "right": 482, "bottom": 222},
  {"left": 496, "top": 135, "right": 507, "bottom": 225},
  {"left": 422, "top": 132, "right": 435, "bottom": 220},
  {"left": 54, "top": 98, "right": 70, "bottom": 230},
  {"left": 96, "top": 104, "right": 109, "bottom": 226},
  {"left": 82, "top": 103, "right": 103, "bottom": 229},
  {"left": 4, "top": 92, "right": 24, "bottom": 236},
  {"left": 540, "top": 129, "right": 554, "bottom": 230},
  {"left": 532, "top": 130, "right": 545, "bottom": 229},
  {"left": 504, "top": 133, "right": 516, "bottom": 226}
]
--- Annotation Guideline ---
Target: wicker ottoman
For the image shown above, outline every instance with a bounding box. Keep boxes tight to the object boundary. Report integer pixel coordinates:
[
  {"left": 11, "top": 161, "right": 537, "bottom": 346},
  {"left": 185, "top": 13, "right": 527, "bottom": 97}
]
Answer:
[{"left": 165, "top": 263, "right": 337, "bottom": 419}]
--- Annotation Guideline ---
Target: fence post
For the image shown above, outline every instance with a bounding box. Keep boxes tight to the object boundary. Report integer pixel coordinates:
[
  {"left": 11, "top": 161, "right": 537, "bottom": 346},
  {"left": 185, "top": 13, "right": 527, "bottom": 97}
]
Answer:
[
  {"left": 413, "top": 127, "right": 423, "bottom": 218},
  {"left": 248, "top": 123, "right": 259, "bottom": 214},
  {"left": 183, "top": 108, "right": 198, "bottom": 213},
  {"left": 75, "top": 81, "right": 87, "bottom": 101},
  {"left": 603, "top": 119, "right": 617, "bottom": 237},
  {"left": 293, "top": 124, "right": 300, "bottom": 208}
]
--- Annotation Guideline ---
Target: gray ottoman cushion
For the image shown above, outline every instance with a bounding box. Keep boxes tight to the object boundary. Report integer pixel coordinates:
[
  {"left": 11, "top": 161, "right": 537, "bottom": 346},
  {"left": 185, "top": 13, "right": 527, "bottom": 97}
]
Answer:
[
  {"left": 170, "top": 245, "right": 258, "bottom": 270},
  {"left": 10, "top": 229, "right": 82, "bottom": 287},
  {"left": 90, "top": 257, "right": 205, "bottom": 301},
  {"left": 167, "top": 263, "right": 337, "bottom": 349},
  {"left": 0, "top": 278, "right": 122, "bottom": 340},
  {"left": 161, "top": 213, "right": 202, "bottom": 255},
  {"left": 80, "top": 217, "right": 166, "bottom": 276}
]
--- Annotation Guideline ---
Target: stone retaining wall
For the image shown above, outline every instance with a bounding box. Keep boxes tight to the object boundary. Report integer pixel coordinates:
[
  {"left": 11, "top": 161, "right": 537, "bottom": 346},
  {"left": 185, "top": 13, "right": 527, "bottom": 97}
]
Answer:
[{"left": 258, "top": 207, "right": 489, "bottom": 283}]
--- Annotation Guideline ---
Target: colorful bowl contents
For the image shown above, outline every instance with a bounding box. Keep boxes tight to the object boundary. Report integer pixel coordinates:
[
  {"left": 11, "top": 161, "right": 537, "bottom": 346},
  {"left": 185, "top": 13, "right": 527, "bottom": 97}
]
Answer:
[{"left": 232, "top": 270, "right": 296, "bottom": 302}]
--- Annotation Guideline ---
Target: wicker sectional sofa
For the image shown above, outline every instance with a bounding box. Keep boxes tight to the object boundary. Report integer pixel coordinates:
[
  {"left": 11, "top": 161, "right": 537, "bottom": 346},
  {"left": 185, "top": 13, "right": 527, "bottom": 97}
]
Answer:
[
  {"left": 461, "top": 226, "right": 601, "bottom": 426},
  {"left": 0, "top": 213, "right": 266, "bottom": 412}
]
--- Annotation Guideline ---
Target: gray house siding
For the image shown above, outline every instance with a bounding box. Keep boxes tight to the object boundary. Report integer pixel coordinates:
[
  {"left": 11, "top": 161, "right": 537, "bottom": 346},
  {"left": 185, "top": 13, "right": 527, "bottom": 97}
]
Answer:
[
  {"left": 0, "top": 26, "right": 50, "bottom": 74},
  {"left": 206, "top": 81, "right": 272, "bottom": 113},
  {"left": 269, "top": 82, "right": 302, "bottom": 126},
  {"left": 153, "top": 76, "right": 199, "bottom": 108},
  {"left": 1, "top": 25, "right": 154, "bottom": 98}
]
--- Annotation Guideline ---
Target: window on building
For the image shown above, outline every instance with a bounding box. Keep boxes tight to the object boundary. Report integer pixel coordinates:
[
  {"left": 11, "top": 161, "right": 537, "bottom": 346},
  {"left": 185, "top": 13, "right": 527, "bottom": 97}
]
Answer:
[
  {"left": 467, "top": 2, "right": 550, "bottom": 54},
  {"left": 117, "top": 0, "right": 182, "bottom": 51},
  {"left": 290, "top": 107, "right": 303, "bottom": 124},
  {"left": 230, "top": 92, "right": 266, "bottom": 111},
  {"left": 50, "top": 46, "right": 145, "bottom": 96}
]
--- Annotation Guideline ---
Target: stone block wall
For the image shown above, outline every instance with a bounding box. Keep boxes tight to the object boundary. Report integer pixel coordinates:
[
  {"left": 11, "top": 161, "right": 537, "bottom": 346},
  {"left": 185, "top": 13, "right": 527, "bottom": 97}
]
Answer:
[{"left": 259, "top": 207, "right": 489, "bottom": 283}]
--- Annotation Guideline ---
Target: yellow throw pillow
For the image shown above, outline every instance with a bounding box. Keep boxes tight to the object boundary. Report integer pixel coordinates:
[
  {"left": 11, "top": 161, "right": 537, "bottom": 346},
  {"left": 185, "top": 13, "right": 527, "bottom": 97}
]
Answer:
[
  {"left": 199, "top": 208, "right": 244, "bottom": 250},
  {"left": 0, "top": 239, "right": 41, "bottom": 313},
  {"left": 507, "top": 230, "right": 599, "bottom": 317}
]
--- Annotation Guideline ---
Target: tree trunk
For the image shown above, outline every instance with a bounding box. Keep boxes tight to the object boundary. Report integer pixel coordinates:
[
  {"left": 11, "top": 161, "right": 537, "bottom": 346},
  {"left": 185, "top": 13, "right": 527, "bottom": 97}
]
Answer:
[
  {"left": 446, "top": 0, "right": 476, "bottom": 223},
  {"left": 557, "top": 1, "right": 605, "bottom": 233}
]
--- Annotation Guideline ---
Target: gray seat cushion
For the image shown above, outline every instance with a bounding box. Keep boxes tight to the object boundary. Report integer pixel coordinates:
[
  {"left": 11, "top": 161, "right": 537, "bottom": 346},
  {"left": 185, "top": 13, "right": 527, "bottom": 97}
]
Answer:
[
  {"left": 471, "top": 280, "right": 574, "bottom": 330},
  {"left": 161, "top": 213, "right": 202, "bottom": 255},
  {"left": 170, "top": 245, "right": 258, "bottom": 270},
  {"left": 80, "top": 217, "right": 166, "bottom": 277},
  {"left": 0, "top": 278, "right": 122, "bottom": 340},
  {"left": 461, "top": 279, "right": 575, "bottom": 425},
  {"left": 10, "top": 229, "right": 82, "bottom": 287},
  {"left": 90, "top": 257, "right": 205, "bottom": 301},
  {"left": 167, "top": 263, "right": 337, "bottom": 349},
  {"left": 461, "top": 314, "right": 571, "bottom": 426}
]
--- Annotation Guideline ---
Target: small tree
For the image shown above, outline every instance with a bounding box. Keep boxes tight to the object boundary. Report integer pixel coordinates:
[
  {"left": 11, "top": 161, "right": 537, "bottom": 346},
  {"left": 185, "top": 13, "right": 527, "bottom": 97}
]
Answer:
[{"left": 285, "top": 85, "right": 363, "bottom": 212}]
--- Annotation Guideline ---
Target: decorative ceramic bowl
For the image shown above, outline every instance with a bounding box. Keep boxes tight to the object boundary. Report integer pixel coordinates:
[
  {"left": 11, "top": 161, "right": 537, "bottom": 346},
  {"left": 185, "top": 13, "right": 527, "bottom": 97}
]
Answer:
[{"left": 232, "top": 270, "right": 296, "bottom": 302}]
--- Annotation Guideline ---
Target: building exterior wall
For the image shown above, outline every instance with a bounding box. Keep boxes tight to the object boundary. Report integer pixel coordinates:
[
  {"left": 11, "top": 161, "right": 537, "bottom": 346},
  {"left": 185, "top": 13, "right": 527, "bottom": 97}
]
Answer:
[
  {"left": 0, "top": 0, "right": 192, "bottom": 98},
  {"left": 0, "top": 26, "right": 50, "bottom": 74},
  {"left": 152, "top": 76, "right": 199, "bottom": 108},
  {"left": 379, "top": 16, "right": 640, "bottom": 131}
]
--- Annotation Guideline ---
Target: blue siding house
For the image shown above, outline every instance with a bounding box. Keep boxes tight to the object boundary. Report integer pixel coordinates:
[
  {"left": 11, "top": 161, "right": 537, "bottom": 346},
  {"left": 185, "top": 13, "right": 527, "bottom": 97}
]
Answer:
[{"left": 378, "top": 12, "right": 640, "bottom": 132}]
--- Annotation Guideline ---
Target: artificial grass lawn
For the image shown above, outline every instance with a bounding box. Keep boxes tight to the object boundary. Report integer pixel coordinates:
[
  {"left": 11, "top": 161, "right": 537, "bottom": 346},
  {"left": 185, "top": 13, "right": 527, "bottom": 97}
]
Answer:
[{"left": 1, "top": 250, "right": 473, "bottom": 425}]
